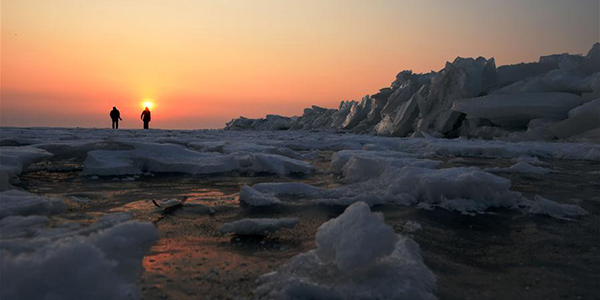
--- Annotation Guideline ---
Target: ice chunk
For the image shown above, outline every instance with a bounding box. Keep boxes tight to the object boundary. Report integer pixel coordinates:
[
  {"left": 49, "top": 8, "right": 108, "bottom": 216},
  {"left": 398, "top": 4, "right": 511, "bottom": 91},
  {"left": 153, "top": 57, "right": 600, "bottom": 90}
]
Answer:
[
  {"left": 0, "top": 215, "right": 49, "bottom": 239},
  {"left": 511, "top": 156, "right": 549, "bottom": 166},
  {"left": 0, "top": 147, "right": 53, "bottom": 190},
  {"left": 496, "top": 61, "right": 558, "bottom": 88},
  {"left": 453, "top": 93, "right": 582, "bottom": 128},
  {"left": 342, "top": 96, "right": 372, "bottom": 129},
  {"left": 252, "top": 182, "right": 324, "bottom": 197},
  {"left": 0, "top": 190, "right": 66, "bottom": 219},
  {"left": 248, "top": 153, "right": 313, "bottom": 174},
  {"left": 340, "top": 155, "right": 440, "bottom": 183},
  {"left": 0, "top": 216, "right": 158, "bottom": 300},
  {"left": 82, "top": 143, "right": 240, "bottom": 176},
  {"left": 218, "top": 217, "right": 299, "bottom": 235},
  {"left": 225, "top": 115, "right": 293, "bottom": 131},
  {"left": 316, "top": 202, "right": 397, "bottom": 270},
  {"left": 323, "top": 165, "right": 524, "bottom": 212},
  {"left": 528, "top": 195, "right": 587, "bottom": 220},
  {"left": 331, "top": 150, "right": 420, "bottom": 173},
  {"left": 388, "top": 167, "right": 523, "bottom": 210},
  {"left": 493, "top": 68, "right": 597, "bottom": 95},
  {"left": 487, "top": 162, "right": 552, "bottom": 175},
  {"left": 238, "top": 185, "right": 281, "bottom": 206},
  {"left": 318, "top": 193, "right": 388, "bottom": 207},
  {"left": 399, "top": 220, "right": 423, "bottom": 233},
  {"left": 389, "top": 87, "right": 424, "bottom": 136},
  {"left": 421, "top": 56, "right": 497, "bottom": 135},
  {"left": 549, "top": 98, "right": 600, "bottom": 139},
  {"left": 255, "top": 202, "right": 436, "bottom": 300}
]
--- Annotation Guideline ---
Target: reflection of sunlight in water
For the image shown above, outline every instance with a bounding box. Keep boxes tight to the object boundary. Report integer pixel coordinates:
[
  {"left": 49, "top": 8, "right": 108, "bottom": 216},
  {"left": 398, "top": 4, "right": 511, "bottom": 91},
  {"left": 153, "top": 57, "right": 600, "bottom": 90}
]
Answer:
[{"left": 185, "top": 188, "right": 239, "bottom": 206}]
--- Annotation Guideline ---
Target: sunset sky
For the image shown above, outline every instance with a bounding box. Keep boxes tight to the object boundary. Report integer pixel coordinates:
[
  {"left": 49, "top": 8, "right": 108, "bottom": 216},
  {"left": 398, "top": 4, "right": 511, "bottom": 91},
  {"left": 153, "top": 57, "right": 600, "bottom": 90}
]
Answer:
[{"left": 1, "top": 0, "right": 598, "bottom": 129}]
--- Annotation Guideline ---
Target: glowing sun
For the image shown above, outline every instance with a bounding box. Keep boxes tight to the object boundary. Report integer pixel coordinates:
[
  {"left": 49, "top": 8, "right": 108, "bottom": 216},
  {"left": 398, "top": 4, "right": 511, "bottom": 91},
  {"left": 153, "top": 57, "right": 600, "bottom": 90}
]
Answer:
[{"left": 142, "top": 100, "right": 154, "bottom": 109}]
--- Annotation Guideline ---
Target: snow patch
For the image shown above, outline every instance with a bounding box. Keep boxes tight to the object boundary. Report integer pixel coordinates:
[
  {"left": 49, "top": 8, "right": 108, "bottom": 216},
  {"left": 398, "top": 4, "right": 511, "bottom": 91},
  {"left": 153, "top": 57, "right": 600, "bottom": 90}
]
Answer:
[
  {"left": 238, "top": 185, "right": 281, "bottom": 206},
  {"left": 0, "top": 190, "right": 66, "bottom": 219},
  {"left": 487, "top": 162, "right": 553, "bottom": 175},
  {"left": 82, "top": 143, "right": 240, "bottom": 176},
  {"left": 255, "top": 202, "right": 436, "bottom": 300},
  {"left": 527, "top": 195, "right": 588, "bottom": 220},
  {"left": 0, "top": 147, "right": 53, "bottom": 190},
  {"left": 0, "top": 212, "right": 158, "bottom": 300}
]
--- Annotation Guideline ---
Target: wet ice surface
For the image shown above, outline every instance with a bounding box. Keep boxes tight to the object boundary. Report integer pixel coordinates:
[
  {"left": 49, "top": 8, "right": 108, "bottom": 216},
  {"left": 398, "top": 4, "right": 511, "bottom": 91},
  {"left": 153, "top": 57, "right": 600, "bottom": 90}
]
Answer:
[{"left": 2, "top": 127, "right": 600, "bottom": 300}]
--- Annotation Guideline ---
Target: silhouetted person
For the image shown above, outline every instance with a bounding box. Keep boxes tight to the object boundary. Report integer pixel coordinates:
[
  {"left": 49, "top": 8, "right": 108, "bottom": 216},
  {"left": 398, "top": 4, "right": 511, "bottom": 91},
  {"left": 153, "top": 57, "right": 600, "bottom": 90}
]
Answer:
[
  {"left": 110, "top": 106, "right": 122, "bottom": 129},
  {"left": 141, "top": 107, "right": 151, "bottom": 129}
]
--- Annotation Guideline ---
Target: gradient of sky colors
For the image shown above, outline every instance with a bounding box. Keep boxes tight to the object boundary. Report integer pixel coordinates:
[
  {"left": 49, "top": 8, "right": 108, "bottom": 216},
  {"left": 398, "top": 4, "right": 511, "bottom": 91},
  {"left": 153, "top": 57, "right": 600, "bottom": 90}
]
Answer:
[{"left": 1, "top": 0, "right": 598, "bottom": 129}]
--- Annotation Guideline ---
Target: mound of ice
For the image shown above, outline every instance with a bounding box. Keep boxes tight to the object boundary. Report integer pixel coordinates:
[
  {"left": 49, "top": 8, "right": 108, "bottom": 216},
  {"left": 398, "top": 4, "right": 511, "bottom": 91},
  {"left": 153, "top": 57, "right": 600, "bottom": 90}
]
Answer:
[
  {"left": 82, "top": 142, "right": 240, "bottom": 176},
  {"left": 549, "top": 98, "right": 600, "bottom": 140},
  {"left": 0, "top": 215, "right": 50, "bottom": 239},
  {"left": 316, "top": 202, "right": 397, "bottom": 270},
  {"left": 247, "top": 153, "right": 313, "bottom": 175},
  {"left": 528, "top": 195, "right": 588, "bottom": 220},
  {"left": 331, "top": 150, "right": 435, "bottom": 173},
  {"left": 218, "top": 218, "right": 299, "bottom": 235},
  {"left": 189, "top": 140, "right": 302, "bottom": 159},
  {"left": 255, "top": 202, "right": 436, "bottom": 300},
  {"left": 223, "top": 43, "right": 599, "bottom": 141},
  {"left": 339, "top": 154, "right": 440, "bottom": 183},
  {"left": 389, "top": 167, "right": 523, "bottom": 209},
  {"left": 0, "top": 213, "right": 158, "bottom": 300},
  {"left": 320, "top": 165, "right": 525, "bottom": 214},
  {"left": 0, "top": 147, "right": 53, "bottom": 190},
  {"left": 511, "top": 156, "right": 549, "bottom": 166},
  {"left": 252, "top": 182, "right": 324, "bottom": 197},
  {"left": 396, "top": 138, "right": 600, "bottom": 161},
  {"left": 453, "top": 93, "right": 582, "bottom": 128},
  {"left": 0, "top": 190, "right": 66, "bottom": 219},
  {"left": 487, "top": 162, "right": 553, "bottom": 175},
  {"left": 238, "top": 185, "right": 281, "bottom": 206}
]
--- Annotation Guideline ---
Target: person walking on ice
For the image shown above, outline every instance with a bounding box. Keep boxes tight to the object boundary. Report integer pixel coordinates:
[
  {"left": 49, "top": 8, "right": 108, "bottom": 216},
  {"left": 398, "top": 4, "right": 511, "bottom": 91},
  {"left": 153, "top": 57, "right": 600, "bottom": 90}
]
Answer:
[
  {"left": 110, "top": 107, "right": 122, "bottom": 129},
  {"left": 141, "top": 107, "right": 151, "bottom": 129}
]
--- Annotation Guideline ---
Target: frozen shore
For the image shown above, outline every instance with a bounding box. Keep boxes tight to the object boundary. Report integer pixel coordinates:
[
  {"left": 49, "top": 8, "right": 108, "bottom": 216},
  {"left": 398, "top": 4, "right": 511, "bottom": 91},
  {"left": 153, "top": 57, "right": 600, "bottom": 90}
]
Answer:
[
  {"left": 1, "top": 127, "right": 598, "bottom": 299},
  {"left": 226, "top": 43, "right": 600, "bottom": 144}
]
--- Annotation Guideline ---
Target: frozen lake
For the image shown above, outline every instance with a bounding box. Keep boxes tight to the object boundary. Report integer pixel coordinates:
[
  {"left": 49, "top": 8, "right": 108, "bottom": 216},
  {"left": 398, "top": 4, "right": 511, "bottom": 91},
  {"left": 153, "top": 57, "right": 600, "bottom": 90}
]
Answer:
[{"left": 1, "top": 127, "right": 599, "bottom": 300}]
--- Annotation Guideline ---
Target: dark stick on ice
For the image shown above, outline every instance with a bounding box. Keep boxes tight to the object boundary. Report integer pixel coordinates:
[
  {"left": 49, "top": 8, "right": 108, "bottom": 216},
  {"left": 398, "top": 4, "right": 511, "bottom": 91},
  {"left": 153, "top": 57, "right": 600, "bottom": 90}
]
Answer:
[{"left": 153, "top": 196, "right": 189, "bottom": 214}]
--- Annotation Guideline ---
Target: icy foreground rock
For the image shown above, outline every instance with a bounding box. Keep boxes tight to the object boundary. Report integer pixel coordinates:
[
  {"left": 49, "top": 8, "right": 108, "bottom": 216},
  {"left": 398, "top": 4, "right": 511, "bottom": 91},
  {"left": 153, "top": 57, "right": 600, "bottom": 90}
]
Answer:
[
  {"left": 452, "top": 92, "right": 582, "bottom": 127},
  {"left": 0, "top": 147, "right": 53, "bottom": 191},
  {"left": 0, "top": 202, "right": 158, "bottom": 300},
  {"left": 486, "top": 162, "right": 553, "bottom": 175},
  {"left": 82, "top": 142, "right": 240, "bottom": 176},
  {"left": 81, "top": 142, "right": 312, "bottom": 176},
  {"left": 527, "top": 195, "right": 588, "bottom": 220},
  {"left": 225, "top": 43, "right": 600, "bottom": 142},
  {"left": 218, "top": 218, "right": 299, "bottom": 235},
  {"left": 0, "top": 190, "right": 66, "bottom": 219},
  {"left": 239, "top": 185, "right": 282, "bottom": 206},
  {"left": 255, "top": 202, "right": 436, "bottom": 300}
]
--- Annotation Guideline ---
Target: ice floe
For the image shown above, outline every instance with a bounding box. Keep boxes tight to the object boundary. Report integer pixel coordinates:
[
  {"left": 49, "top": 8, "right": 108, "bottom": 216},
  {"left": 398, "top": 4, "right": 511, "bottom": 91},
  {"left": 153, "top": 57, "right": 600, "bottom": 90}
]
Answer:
[
  {"left": 81, "top": 142, "right": 240, "bottom": 176},
  {"left": 0, "top": 190, "right": 66, "bottom": 219},
  {"left": 486, "top": 162, "right": 553, "bottom": 175},
  {"left": 527, "top": 195, "right": 588, "bottom": 220},
  {"left": 0, "top": 211, "right": 158, "bottom": 300},
  {"left": 0, "top": 147, "right": 53, "bottom": 190},
  {"left": 238, "top": 185, "right": 282, "bottom": 206},
  {"left": 80, "top": 142, "right": 312, "bottom": 176},
  {"left": 255, "top": 202, "right": 436, "bottom": 300}
]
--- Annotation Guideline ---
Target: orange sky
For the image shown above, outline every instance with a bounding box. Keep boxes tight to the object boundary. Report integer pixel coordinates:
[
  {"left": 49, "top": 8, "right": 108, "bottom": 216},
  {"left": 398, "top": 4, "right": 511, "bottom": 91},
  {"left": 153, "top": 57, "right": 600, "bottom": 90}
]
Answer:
[{"left": 1, "top": 0, "right": 598, "bottom": 129}]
